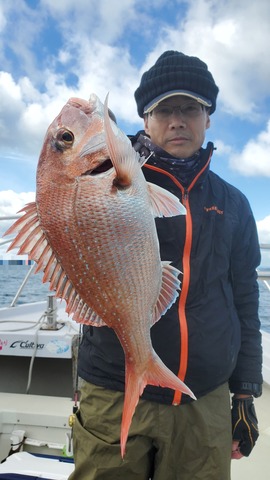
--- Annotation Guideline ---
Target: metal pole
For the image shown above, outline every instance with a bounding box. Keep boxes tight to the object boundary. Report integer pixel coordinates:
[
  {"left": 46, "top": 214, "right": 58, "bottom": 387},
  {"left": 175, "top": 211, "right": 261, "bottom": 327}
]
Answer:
[{"left": 10, "top": 263, "right": 36, "bottom": 307}]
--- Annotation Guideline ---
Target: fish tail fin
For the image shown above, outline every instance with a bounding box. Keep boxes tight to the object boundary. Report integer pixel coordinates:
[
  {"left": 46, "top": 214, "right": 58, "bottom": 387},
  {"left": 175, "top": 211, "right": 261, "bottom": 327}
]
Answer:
[
  {"left": 104, "top": 93, "right": 141, "bottom": 187},
  {"left": 121, "top": 356, "right": 195, "bottom": 457},
  {"left": 146, "top": 355, "right": 196, "bottom": 400}
]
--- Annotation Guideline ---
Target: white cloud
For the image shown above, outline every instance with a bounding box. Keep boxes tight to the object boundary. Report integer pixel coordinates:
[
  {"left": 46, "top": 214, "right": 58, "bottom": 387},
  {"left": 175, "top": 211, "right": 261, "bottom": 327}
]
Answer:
[
  {"left": 41, "top": 0, "right": 138, "bottom": 44},
  {"left": 0, "top": 72, "right": 44, "bottom": 156},
  {"left": 0, "top": 69, "right": 86, "bottom": 159},
  {"left": 0, "top": 190, "right": 35, "bottom": 218},
  {"left": 257, "top": 216, "right": 270, "bottom": 244},
  {"left": 0, "top": 190, "right": 35, "bottom": 255},
  {"left": 229, "top": 121, "right": 270, "bottom": 176},
  {"left": 147, "top": 0, "right": 270, "bottom": 118},
  {"left": 2, "top": 0, "right": 268, "bottom": 125},
  {"left": 257, "top": 215, "right": 270, "bottom": 268},
  {"left": 0, "top": 0, "right": 270, "bottom": 194},
  {"left": 212, "top": 140, "right": 232, "bottom": 156}
]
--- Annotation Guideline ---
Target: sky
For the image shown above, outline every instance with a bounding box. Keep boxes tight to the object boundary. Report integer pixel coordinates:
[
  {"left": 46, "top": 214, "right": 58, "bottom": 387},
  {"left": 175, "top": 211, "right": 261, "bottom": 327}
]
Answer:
[{"left": 0, "top": 0, "right": 270, "bottom": 265}]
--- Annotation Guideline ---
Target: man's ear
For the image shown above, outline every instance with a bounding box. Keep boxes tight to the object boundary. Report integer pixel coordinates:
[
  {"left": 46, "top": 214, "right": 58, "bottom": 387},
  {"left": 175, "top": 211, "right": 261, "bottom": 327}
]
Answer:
[{"left": 144, "top": 114, "right": 150, "bottom": 134}]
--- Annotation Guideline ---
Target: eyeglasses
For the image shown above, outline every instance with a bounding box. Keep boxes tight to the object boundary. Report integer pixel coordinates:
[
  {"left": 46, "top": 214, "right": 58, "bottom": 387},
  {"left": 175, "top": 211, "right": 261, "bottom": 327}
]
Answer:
[{"left": 150, "top": 102, "right": 205, "bottom": 121}]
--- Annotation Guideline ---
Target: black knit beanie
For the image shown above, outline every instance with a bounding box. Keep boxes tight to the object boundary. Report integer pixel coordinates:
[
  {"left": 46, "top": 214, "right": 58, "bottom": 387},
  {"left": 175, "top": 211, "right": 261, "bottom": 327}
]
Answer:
[{"left": 135, "top": 51, "right": 219, "bottom": 117}]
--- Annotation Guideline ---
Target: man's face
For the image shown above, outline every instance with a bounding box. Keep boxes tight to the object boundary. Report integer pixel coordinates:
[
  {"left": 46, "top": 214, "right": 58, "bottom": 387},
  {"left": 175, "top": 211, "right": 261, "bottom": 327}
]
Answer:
[{"left": 144, "top": 96, "right": 210, "bottom": 158}]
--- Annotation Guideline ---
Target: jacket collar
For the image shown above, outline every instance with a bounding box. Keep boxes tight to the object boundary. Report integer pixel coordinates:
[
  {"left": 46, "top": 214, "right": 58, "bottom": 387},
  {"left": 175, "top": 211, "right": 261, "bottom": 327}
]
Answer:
[{"left": 130, "top": 131, "right": 214, "bottom": 187}]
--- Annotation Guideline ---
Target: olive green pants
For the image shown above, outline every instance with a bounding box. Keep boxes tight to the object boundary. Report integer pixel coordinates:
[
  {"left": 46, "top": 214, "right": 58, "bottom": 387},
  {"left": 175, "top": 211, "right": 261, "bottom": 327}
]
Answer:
[{"left": 69, "top": 381, "right": 232, "bottom": 480}]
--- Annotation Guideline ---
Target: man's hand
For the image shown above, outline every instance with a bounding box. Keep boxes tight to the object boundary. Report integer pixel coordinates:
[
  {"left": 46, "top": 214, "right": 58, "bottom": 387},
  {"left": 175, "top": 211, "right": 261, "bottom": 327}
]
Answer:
[{"left": 231, "top": 395, "right": 259, "bottom": 459}]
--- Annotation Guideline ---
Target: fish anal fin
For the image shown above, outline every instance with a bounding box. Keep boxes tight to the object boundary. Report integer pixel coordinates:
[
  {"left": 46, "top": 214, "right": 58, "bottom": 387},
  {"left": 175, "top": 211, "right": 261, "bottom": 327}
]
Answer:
[
  {"left": 147, "top": 182, "right": 186, "bottom": 218},
  {"left": 152, "top": 261, "right": 181, "bottom": 326},
  {"left": 72, "top": 302, "right": 107, "bottom": 327}
]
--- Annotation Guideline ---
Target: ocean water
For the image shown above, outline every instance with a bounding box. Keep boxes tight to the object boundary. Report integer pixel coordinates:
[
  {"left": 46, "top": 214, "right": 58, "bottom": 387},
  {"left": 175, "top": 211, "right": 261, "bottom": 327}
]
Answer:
[
  {"left": 0, "top": 265, "right": 50, "bottom": 306},
  {"left": 0, "top": 265, "right": 269, "bottom": 333}
]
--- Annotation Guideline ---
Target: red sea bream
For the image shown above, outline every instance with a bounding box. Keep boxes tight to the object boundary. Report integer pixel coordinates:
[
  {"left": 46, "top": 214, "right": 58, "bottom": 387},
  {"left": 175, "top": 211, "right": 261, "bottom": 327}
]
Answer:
[{"left": 5, "top": 93, "right": 195, "bottom": 456}]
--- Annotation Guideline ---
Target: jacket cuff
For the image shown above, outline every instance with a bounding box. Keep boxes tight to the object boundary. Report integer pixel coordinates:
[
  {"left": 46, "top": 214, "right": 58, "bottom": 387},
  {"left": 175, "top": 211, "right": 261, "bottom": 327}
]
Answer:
[{"left": 229, "top": 381, "right": 262, "bottom": 397}]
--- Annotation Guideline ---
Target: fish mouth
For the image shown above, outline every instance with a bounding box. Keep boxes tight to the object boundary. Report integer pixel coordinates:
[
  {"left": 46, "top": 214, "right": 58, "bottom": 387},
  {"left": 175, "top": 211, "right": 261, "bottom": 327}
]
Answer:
[{"left": 82, "top": 158, "right": 113, "bottom": 176}]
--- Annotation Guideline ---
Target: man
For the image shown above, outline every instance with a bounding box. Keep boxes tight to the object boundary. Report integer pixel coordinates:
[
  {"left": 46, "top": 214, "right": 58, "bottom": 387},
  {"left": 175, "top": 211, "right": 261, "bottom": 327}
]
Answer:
[{"left": 69, "top": 51, "right": 262, "bottom": 480}]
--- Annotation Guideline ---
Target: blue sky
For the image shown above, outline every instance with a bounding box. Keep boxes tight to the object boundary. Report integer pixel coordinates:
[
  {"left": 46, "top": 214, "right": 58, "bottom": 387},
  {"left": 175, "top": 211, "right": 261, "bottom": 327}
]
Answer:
[{"left": 0, "top": 0, "right": 270, "bottom": 262}]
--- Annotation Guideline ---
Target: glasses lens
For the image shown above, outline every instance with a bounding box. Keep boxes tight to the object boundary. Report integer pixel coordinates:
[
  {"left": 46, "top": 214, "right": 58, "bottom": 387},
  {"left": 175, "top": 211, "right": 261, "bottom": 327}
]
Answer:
[
  {"left": 152, "top": 102, "right": 203, "bottom": 120},
  {"left": 181, "top": 103, "right": 202, "bottom": 116}
]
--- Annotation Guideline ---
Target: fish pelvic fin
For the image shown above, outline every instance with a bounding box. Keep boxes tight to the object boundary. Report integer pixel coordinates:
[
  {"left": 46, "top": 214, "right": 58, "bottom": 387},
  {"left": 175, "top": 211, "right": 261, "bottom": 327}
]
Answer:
[
  {"left": 121, "top": 355, "right": 196, "bottom": 457},
  {"left": 104, "top": 93, "right": 141, "bottom": 188},
  {"left": 4, "top": 203, "right": 107, "bottom": 327},
  {"left": 152, "top": 262, "right": 181, "bottom": 326},
  {"left": 147, "top": 182, "right": 186, "bottom": 217}
]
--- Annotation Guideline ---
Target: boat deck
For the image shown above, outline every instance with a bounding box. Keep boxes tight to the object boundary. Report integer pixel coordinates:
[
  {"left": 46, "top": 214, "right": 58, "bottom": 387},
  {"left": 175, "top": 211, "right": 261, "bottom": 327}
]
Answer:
[{"left": 231, "top": 382, "right": 270, "bottom": 480}]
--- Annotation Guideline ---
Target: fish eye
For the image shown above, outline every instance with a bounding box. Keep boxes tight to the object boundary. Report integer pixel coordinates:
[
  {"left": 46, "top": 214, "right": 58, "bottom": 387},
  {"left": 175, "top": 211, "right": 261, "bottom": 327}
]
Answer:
[
  {"left": 54, "top": 129, "right": 74, "bottom": 150},
  {"left": 60, "top": 130, "right": 74, "bottom": 144}
]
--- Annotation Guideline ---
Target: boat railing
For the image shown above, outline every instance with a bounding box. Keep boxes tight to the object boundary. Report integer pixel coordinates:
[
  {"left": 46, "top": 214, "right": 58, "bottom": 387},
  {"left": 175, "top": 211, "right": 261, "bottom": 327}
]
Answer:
[{"left": 0, "top": 214, "right": 270, "bottom": 306}]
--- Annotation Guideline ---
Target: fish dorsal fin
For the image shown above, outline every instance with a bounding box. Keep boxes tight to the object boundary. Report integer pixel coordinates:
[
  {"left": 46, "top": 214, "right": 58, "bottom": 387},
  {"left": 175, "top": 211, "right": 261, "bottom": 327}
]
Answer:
[
  {"left": 147, "top": 182, "right": 186, "bottom": 218},
  {"left": 5, "top": 202, "right": 106, "bottom": 327},
  {"left": 151, "top": 261, "right": 181, "bottom": 326},
  {"left": 104, "top": 93, "right": 142, "bottom": 186}
]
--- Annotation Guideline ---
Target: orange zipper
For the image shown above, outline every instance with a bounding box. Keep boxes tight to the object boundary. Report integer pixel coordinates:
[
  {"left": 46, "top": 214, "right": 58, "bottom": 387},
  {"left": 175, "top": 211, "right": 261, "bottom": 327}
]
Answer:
[{"left": 144, "top": 150, "right": 212, "bottom": 404}]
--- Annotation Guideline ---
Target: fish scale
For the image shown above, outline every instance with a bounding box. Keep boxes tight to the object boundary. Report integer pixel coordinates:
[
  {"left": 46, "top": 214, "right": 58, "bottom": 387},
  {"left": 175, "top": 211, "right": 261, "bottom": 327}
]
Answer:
[{"left": 4, "top": 92, "right": 195, "bottom": 457}]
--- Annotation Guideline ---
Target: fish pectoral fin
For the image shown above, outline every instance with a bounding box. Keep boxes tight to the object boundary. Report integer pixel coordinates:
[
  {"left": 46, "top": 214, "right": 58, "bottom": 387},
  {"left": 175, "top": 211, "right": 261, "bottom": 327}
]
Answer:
[
  {"left": 147, "top": 182, "right": 186, "bottom": 218},
  {"left": 152, "top": 262, "right": 181, "bottom": 325}
]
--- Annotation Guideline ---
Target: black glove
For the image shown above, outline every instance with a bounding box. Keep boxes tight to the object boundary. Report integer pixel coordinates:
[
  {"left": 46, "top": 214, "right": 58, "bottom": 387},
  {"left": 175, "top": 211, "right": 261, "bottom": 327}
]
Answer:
[{"left": 231, "top": 396, "right": 259, "bottom": 456}]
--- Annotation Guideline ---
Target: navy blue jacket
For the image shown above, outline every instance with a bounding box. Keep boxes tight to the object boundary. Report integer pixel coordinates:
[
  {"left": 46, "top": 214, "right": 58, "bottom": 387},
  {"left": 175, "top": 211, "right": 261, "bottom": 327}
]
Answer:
[{"left": 77, "top": 137, "right": 263, "bottom": 404}]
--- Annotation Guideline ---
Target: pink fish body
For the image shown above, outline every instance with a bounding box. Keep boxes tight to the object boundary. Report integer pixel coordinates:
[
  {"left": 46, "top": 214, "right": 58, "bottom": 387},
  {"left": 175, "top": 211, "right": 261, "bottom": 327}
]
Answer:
[{"left": 5, "top": 93, "right": 195, "bottom": 456}]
